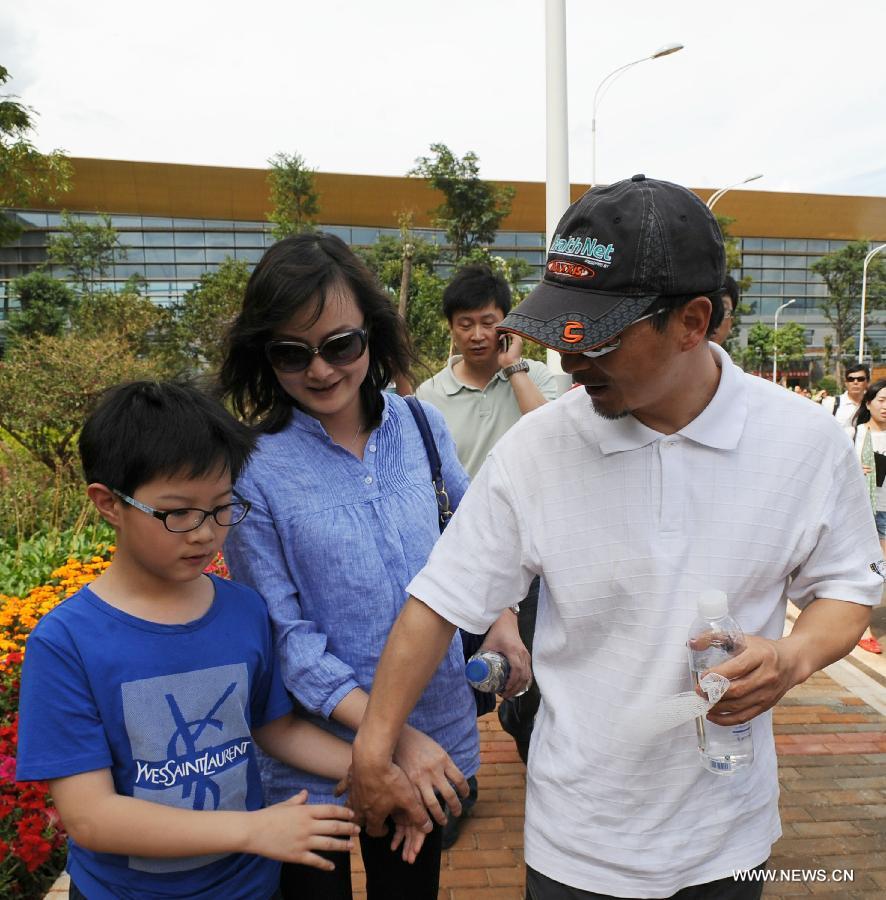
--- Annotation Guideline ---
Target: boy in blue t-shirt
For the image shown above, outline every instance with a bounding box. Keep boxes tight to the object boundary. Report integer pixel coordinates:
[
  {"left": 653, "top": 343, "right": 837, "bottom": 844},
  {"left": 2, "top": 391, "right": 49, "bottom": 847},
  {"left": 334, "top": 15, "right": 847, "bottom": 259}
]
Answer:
[{"left": 15, "top": 381, "right": 362, "bottom": 900}]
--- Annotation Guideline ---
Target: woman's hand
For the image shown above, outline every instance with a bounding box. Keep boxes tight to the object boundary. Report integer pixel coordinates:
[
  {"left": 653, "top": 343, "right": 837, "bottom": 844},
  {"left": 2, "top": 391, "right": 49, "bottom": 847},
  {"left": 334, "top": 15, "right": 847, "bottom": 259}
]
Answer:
[
  {"left": 393, "top": 725, "right": 469, "bottom": 826},
  {"left": 479, "top": 609, "right": 532, "bottom": 698}
]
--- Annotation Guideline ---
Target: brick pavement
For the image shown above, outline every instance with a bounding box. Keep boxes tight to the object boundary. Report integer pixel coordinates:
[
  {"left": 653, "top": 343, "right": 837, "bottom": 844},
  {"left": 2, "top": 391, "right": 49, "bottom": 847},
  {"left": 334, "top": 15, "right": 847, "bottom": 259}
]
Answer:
[{"left": 44, "top": 670, "right": 885, "bottom": 900}]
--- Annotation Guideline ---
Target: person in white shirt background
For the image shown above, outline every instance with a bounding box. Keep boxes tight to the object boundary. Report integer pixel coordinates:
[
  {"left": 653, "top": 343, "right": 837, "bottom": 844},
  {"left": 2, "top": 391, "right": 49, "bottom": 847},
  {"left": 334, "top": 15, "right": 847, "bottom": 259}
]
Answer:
[{"left": 824, "top": 362, "right": 870, "bottom": 426}]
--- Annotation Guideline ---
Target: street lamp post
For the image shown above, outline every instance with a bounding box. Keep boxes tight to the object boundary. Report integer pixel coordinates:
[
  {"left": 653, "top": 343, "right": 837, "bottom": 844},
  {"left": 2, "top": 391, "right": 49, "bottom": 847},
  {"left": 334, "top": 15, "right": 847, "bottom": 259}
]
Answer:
[
  {"left": 706, "top": 174, "right": 764, "bottom": 211},
  {"left": 591, "top": 42, "right": 683, "bottom": 187},
  {"left": 857, "top": 243, "right": 886, "bottom": 363},
  {"left": 772, "top": 298, "right": 796, "bottom": 383}
]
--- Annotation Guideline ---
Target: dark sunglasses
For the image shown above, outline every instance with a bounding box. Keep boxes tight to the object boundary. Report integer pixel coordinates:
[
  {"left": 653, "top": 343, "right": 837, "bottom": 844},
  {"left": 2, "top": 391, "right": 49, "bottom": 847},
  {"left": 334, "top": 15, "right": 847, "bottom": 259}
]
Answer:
[
  {"left": 846, "top": 375, "right": 868, "bottom": 383},
  {"left": 265, "top": 329, "right": 368, "bottom": 373}
]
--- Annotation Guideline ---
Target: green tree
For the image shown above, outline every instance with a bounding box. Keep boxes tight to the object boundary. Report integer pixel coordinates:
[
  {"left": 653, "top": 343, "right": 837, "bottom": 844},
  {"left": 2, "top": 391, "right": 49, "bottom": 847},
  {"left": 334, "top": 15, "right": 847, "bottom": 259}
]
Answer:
[
  {"left": 358, "top": 228, "right": 449, "bottom": 370},
  {"left": 409, "top": 143, "right": 515, "bottom": 260},
  {"left": 739, "top": 321, "right": 773, "bottom": 373},
  {"left": 811, "top": 240, "right": 886, "bottom": 385},
  {"left": 0, "top": 65, "right": 71, "bottom": 246},
  {"left": 267, "top": 152, "right": 319, "bottom": 239},
  {"left": 5, "top": 271, "right": 75, "bottom": 342},
  {"left": 70, "top": 276, "right": 172, "bottom": 358},
  {"left": 0, "top": 332, "right": 162, "bottom": 472},
  {"left": 739, "top": 321, "right": 807, "bottom": 380},
  {"left": 47, "top": 211, "right": 127, "bottom": 298},
  {"left": 775, "top": 321, "right": 808, "bottom": 366},
  {"left": 167, "top": 257, "right": 251, "bottom": 373}
]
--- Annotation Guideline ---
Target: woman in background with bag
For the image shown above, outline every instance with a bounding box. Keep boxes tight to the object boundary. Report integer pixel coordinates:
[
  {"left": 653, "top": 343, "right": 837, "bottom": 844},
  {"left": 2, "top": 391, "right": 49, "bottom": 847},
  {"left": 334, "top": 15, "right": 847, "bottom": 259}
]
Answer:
[
  {"left": 849, "top": 378, "right": 886, "bottom": 654},
  {"left": 218, "top": 233, "right": 528, "bottom": 899}
]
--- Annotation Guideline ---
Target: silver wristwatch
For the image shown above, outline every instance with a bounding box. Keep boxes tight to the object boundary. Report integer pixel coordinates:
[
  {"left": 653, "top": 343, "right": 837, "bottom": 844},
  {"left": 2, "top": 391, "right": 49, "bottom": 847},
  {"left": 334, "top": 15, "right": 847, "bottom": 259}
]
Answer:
[{"left": 502, "top": 360, "right": 530, "bottom": 378}]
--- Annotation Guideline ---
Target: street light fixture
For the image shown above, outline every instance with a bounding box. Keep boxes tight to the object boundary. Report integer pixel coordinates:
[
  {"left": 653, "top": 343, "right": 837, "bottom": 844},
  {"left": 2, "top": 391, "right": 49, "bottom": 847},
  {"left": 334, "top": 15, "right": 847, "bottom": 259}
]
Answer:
[
  {"left": 706, "top": 174, "right": 764, "bottom": 211},
  {"left": 591, "top": 42, "right": 684, "bottom": 187},
  {"left": 858, "top": 243, "right": 886, "bottom": 362},
  {"left": 772, "top": 298, "right": 796, "bottom": 383}
]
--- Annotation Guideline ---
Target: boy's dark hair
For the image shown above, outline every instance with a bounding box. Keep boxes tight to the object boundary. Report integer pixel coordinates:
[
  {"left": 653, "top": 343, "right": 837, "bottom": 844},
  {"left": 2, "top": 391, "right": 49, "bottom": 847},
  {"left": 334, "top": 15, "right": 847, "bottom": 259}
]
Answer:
[
  {"left": 219, "top": 232, "right": 416, "bottom": 433},
  {"left": 80, "top": 381, "right": 256, "bottom": 493},
  {"left": 442, "top": 263, "right": 511, "bottom": 322},
  {"left": 846, "top": 362, "right": 871, "bottom": 381}
]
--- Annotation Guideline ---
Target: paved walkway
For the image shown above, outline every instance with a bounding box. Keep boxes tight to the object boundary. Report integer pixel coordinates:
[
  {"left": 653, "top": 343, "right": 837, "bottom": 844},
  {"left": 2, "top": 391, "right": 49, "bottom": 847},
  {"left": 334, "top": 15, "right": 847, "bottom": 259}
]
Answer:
[{"left": 45, "top": 660, "right": 886, "bottom": 900}]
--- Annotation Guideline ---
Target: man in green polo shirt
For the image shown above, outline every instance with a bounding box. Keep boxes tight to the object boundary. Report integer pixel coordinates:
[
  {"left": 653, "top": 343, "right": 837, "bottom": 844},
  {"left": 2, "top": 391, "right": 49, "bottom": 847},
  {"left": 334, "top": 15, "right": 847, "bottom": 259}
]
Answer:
[{"left": 415, "top": 263, "right": 559, "bottom": 479}]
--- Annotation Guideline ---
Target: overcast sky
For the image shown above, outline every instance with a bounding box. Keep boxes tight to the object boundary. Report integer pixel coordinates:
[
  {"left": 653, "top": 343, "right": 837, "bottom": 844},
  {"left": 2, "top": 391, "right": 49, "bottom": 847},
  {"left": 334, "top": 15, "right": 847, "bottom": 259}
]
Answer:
[{"left": 3, "top": 0, "right": 886, "bottom": 197}]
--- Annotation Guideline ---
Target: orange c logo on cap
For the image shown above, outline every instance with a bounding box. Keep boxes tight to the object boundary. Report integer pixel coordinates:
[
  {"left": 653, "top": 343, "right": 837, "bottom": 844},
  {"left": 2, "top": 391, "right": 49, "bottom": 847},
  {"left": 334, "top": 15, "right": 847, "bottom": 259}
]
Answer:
[{"left": 562, "top": 322, "right": 584, "bottom": 343}]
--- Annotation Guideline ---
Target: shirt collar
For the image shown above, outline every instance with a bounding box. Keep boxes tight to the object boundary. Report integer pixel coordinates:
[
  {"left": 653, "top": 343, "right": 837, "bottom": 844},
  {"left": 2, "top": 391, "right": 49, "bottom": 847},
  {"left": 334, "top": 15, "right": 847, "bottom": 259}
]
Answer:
[
  {"left": 439, "top": 356, "right": 500, "bottom": 395},
  {"left": 596, "top": 343, "right": 748, "bottom": 454}
]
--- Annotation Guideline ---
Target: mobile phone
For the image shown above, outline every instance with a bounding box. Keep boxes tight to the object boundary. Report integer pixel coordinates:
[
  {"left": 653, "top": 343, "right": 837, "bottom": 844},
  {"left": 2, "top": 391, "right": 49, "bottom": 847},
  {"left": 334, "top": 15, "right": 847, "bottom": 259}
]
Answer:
[{"left": 498, "top": 334, "right": 512, "bottom": 353}]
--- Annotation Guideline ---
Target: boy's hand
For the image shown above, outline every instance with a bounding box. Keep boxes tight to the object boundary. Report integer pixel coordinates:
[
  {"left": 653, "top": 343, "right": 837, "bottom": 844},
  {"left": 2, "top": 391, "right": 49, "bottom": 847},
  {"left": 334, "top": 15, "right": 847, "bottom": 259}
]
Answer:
[
  {"left": 390, "top": 815, "right": 428, "bottom": 864},
  {"left": 246, "top": 790, "right": 360, "bottom": 869}
]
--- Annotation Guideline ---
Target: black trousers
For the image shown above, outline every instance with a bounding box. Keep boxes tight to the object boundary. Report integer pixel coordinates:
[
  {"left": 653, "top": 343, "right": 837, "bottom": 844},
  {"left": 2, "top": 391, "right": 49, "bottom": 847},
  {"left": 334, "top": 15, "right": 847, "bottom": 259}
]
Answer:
[
  {"left": 498, "top": 576, "right": 541, "bottom": 763},
  {"left": 280, "top": 819, "right": 442, "bottom": 900},
  {"left": 525, "top": 865, "right": 766, "bottom": 900}
]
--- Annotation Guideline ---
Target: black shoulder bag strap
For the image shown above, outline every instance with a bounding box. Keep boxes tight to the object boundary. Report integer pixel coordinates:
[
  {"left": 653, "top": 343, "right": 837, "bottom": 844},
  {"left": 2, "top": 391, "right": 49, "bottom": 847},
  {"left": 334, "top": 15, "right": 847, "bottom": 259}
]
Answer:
[
  {"left": 403, "top": 396, "right": 494, "bottom": 716},
  {"left": 403, "top": 395, "right": 452, "bottom": 532}
]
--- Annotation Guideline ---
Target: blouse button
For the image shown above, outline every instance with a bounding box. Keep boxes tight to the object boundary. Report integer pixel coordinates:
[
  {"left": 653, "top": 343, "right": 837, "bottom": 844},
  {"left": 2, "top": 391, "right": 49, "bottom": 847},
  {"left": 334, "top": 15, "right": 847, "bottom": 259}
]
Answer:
[
  {"left": 364, "top": 475, "right": 373, "bottom": 485},
  {"left": 368, "top": 444, "right": 377, "bottom": 452}
]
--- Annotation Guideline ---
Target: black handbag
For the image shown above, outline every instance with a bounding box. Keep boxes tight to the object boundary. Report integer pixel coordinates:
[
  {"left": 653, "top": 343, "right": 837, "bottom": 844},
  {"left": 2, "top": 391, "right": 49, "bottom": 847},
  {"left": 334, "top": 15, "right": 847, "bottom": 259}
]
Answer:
[{"left": 404, "top": 396, "right": 496, "bottom": 716}]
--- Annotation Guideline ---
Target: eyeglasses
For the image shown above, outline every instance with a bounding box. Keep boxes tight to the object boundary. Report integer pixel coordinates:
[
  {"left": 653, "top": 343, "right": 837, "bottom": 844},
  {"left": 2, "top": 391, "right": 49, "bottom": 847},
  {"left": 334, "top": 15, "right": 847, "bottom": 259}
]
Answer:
[
  {"left": 846, "top": 375, "right": 868, "bottom": 383},
  {"left": 579, "top": 307, "right": 669, "bottom": 358},
  {"left": 113, "top": 489, "right": 251, "bottom": 533},
  {"left": 265, "top": 329, "right": 368, "bottom": 373}
]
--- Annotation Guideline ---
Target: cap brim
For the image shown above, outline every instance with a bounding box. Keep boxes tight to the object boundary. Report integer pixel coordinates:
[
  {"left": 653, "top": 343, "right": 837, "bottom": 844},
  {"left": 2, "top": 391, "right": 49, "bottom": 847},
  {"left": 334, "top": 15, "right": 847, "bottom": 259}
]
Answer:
[{"left": 498, "top": 280, "right": 657, "bottom": 353}]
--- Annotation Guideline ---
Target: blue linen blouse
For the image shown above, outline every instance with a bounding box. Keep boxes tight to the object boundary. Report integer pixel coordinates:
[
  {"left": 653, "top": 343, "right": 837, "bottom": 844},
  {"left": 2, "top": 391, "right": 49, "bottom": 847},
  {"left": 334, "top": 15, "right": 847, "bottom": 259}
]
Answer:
[{"left": 224, "top": 392, "right": 480, "bottom": 805}]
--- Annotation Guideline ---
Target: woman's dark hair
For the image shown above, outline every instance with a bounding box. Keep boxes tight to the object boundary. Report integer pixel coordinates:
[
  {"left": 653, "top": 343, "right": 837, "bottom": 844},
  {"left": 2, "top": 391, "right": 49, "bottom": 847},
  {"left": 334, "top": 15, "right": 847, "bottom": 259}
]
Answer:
[
  {"left": 219, "top": 233, "right": 416, "bottom": 433},
  {"left": 851, "top": 378, "right": 886, "bottom": 430},
  {"left": 79, "top": 380, "right": 256, "bottom": 493}
]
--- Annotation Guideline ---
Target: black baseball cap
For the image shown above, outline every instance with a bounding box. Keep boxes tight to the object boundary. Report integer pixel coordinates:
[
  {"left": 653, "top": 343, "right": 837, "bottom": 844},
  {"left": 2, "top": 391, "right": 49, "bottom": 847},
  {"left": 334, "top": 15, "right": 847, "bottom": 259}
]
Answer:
[{"left": 498, "top": 175, "right": 725, "bottom": 353}]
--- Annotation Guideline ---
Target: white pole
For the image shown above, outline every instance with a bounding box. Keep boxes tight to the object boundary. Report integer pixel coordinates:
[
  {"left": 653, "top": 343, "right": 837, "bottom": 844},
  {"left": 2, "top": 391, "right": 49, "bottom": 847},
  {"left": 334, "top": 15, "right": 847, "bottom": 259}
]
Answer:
[
  {"left": 706, "top": 174, "right": 764, "bottom": 211},
  {"left": 858, "top": 243, "right": 886, "bottom": 363},
  {"left": 544, "top": 0, "right": 571, "bottom": 388},
  {"left": 591, "top": 43, "right": 683, "bottom": 187},
  {"left": 772, "top": 298, "right": 796, "bottom": 383}
]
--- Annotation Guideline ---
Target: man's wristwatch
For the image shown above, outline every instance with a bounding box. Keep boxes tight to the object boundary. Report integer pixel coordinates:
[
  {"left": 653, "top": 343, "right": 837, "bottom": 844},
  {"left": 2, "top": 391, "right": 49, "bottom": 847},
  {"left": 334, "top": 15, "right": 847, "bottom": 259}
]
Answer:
[{"left": 502, "top": 360, "right": 530, "bottom": 378}]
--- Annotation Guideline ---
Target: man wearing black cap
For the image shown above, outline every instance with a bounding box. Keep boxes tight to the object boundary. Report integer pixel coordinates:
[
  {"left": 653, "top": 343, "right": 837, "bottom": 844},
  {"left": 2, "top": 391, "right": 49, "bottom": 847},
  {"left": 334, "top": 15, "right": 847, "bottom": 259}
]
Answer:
[{"left": 348, "top": 177, "right": 881, "bottom": 898}]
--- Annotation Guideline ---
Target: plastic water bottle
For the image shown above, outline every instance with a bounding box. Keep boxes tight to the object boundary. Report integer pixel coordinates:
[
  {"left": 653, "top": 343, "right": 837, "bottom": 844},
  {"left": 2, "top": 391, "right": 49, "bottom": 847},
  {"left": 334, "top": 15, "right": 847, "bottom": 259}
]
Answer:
[
  {"left": 687, "top": 589, "right": 754, "bottom": 775},
  {"left": 465, "top": 651, "right": 510, "bottom": 694}
]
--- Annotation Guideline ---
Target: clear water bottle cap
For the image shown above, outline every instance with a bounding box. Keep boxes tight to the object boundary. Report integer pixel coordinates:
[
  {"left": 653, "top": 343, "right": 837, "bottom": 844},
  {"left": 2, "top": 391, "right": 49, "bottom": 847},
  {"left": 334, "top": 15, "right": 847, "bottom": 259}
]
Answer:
[
  {"left": 465, "top": 658, "right": 491, "bottom": 682},
  {"left": 698, "top": 588, "right": 728, "bottom": 619}
]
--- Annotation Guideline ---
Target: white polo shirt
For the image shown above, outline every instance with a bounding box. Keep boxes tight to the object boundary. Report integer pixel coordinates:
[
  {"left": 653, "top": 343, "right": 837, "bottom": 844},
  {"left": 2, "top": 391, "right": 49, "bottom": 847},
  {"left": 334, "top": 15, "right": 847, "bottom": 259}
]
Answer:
[{"left": 409, "top": 344, "right": 882, "bottom": 898}]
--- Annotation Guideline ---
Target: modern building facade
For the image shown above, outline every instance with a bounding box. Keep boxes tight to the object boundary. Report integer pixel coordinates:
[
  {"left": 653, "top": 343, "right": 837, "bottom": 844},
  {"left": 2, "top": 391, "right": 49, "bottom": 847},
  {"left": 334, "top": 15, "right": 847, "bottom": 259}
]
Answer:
[{"left": 2, "top": 157, "right": 886, "bottom": 367}]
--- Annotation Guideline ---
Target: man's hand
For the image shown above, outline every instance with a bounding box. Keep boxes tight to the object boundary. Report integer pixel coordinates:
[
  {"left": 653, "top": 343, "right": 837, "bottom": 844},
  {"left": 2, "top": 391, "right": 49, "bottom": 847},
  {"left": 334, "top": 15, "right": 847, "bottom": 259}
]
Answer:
[
  {"left": 479, "top": 610, "right": 532, "bottom": 698},
  {"left": 696, "top": 634, "right": 802, "bottom": 725},
  {"left": 393, "top": 725, "right": 469, "bottom": 825},
  {"left": 245, "top": 790, "right": 360, "bottom": 869},
  {"left": 340, "top": 743, "right": 433, "bottom": 840},
  {"left": 497, "top": 333, "right": 524, "bottom": 370}
]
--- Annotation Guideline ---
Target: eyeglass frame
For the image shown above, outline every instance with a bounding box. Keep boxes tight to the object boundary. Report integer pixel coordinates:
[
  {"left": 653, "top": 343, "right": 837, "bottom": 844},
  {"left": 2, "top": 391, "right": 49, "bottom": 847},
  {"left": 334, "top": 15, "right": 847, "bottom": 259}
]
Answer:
[
  {"left": 845, "top": 374, "right": 869, "bottom": 383},
  {"left": 264, "top": 328, "right": 369, "bottom": 373},
  {"left": 112, "top": 489, "right": 252, "bottom": 533},
  {"left": 578, "top": 306, "right": 670, "bottom": 358}
]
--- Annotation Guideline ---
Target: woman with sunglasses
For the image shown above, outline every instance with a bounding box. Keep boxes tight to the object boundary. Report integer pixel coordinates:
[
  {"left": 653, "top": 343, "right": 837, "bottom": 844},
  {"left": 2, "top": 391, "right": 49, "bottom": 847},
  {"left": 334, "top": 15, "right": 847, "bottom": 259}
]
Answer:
[{"left": 218, "top": 233, "right": 480, "bottom": 899}]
